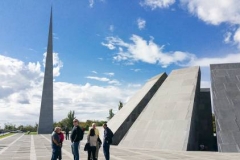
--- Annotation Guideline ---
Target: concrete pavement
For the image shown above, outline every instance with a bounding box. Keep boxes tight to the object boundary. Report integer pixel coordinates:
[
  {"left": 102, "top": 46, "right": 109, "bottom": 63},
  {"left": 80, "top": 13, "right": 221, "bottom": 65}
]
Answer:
[{"left": 0, "top": 133, "right": 240, "bottom": 160}]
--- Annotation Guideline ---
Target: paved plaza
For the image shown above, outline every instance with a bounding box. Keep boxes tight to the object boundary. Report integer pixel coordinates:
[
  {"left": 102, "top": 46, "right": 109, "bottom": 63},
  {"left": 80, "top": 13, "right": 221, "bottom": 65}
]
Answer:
[{"left": 0, "top": 133, "right": 240, "bottom": 160}]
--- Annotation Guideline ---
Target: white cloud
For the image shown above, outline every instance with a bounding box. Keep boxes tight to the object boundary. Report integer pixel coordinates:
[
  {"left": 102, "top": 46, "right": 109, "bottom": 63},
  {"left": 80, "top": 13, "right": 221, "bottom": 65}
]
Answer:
[
  {"left": 102, "top": 35, "right": 193, "bottom": 67},
  {"left": 187, "top": 53, "right": 240, "bottom": 67},
  {"left": 108, "top": 80, "right": 121, "bottom": 85},
  {"left": 131, "top": 69, "right": 141, "bottom": 72},
  {"left": 86, "top": 76, "right": 121, "bottom": 85},
  {"left": 109, "top": 25, "right": 114, "bottom": 32},
  {"left": 224, "top": 32, "right": 232, "bottom": 44},
  {"left": 89, "top": 0, "right": 94, "bottom": 8},
  {"left": 233, "top": 28, "right": 240, "bottom": 48},
  {"left": 92, "top": 71, "right": 98, "bottom": 74},
  {"left": 101, "top": 42, "right": 116, "bottom": 50},
  {"left": 0, "top": 54, "right": 141, "bottom": 128},
  {"left": 180, "top": 0, "right": 240, "bottom": 25},
  {"left": 104, "top": 72, "right": 115, "bottom": 77},
  {"left": 140, "top": 0, "right": 175, "bottom": 9},
  {"left": 86, "top": 76, "right": 109, "bottom": 82},
  {"left": 180, "top": 1, "right": 240, "bottom": 47},
  {"left": 137, "top": 18, "right": 146, "bottom": 30}
]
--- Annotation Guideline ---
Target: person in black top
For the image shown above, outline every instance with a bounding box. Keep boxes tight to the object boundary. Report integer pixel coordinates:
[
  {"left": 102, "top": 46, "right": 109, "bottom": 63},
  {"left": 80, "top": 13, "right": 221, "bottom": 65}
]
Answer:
[
  {"left": 70, "top": 119, "right": 83, "bottom": 160},
  {"left": 102, "top": 123, "right": 113, "bottom": 160},
  {"left": 65, "top": 127, "right": 69, "bottom": 140}
]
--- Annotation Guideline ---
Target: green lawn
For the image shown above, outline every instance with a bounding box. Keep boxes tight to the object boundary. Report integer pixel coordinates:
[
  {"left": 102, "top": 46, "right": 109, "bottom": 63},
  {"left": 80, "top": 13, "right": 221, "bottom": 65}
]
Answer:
[
  {"left": 0, "top": 133, "right": 15, "bottom": 139},
  {"left": 24, "top": 132, "right": 38, "bottom": 135}
]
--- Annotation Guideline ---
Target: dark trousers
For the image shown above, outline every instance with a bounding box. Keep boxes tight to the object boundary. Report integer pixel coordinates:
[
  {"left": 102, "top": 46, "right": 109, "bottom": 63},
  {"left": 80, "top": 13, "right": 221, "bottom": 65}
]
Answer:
[
  {"left": 66, "top": 133, "right": 69, "bottom": 140},
  {"left": 51, "top": 146, "right": 60, "bottom": 160},
  {"left": 58, "top": 143, "right": 62, "bottom": 160},
  {"left": 103, "top": 144, "right": 110, "bottom": 160},
  {"left": 88, "top": 146, "right": 96, "bottom": 160}
]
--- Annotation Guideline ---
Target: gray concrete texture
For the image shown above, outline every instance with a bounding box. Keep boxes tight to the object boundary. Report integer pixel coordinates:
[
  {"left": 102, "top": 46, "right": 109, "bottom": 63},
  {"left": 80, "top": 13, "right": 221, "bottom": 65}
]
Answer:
[
  {"left": 119, "top": 66, "right": 201, "bottom": 151},
  {"left": 1, "top": 133, "right": 240, "bottom": 160},
  {"left": 107, "top": 73, "right": 167, "bottom": 145},
  {"left": 210, "top": 63, "right": 240, "bottom": 152},
  {"left": 38, "top": 9, "right": 53, "bottom": 134}
]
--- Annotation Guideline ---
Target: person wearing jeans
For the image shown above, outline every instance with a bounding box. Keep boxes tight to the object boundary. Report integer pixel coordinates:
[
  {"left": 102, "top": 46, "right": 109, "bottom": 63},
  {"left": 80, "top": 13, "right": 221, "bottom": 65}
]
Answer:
[
  {"left": 71, "top": 141, "right": 80, "bottom": 160},
  {"left": 102, "top": 123, "right": 113, "bottom": 160},
  {"left": 51, "top": 127, "right": 61, "bottom": 160},
  {"left": 70, "top": 119, "right": 83, "bottom": 160}
]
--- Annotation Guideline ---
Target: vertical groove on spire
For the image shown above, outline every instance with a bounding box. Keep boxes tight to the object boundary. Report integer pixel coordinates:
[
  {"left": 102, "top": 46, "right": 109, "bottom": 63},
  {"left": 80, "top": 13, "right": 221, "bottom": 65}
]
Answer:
[{"left": 38, "top": 7, "right": 53, "bottom": 134}]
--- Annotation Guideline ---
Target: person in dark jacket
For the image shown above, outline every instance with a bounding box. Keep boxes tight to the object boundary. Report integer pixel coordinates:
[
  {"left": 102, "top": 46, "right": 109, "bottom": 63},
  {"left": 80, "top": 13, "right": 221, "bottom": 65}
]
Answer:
[
  {"left": 65, "top": 127, "right": 69, "bottom": 140},
  {"left": 102, "top": 123, "right": 113, "bottom": 160},
  {"left": 70, "top": 119, "right": 83, "bottom": 160}
]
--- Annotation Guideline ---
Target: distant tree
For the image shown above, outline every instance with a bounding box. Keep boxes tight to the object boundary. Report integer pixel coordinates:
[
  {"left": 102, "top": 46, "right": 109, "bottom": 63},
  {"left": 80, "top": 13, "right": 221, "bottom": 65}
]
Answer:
[
  {"left": 118, "top": 101, "right": 123, "bottom": 110},
  {"left": 4, "top": 123, "right": 16, "bottom": 131},
  {"left": 107, "top": 109, "right": 115, "bottom": 120},
  {"left": 17, "top": 125, "right": 24, "bottom": 131},
  {"left": 67, "top": 110, "right": 75, "bottom": 129},
  {"left": 53, "top": 111, "right": 75, "bottom": 130}
]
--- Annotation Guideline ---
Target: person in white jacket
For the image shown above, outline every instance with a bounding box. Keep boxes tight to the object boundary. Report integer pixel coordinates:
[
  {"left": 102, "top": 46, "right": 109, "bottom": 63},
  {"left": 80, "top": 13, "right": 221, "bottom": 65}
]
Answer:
[{"left": 87, "top": 128, "right": 98, "bottom": 160}]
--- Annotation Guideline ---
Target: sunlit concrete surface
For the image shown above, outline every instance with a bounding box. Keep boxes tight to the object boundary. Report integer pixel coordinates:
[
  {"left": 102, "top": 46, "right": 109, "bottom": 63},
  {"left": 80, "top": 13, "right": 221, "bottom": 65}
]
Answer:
[{"left": 0, "top": 134, "right": 240, "bottom": 160}]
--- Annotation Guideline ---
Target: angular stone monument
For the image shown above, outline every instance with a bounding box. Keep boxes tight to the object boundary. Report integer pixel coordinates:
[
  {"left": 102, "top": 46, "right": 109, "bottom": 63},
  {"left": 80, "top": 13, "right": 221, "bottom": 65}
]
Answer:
[
  {"left": 38, "top": 8, "right": 53, "bottom": 134},
  {"left": 107, "top": 73, "right": 167, "bottom": 145},
  {"left": 119, "top": 66, "right": 201, "bottom": 151},
  {"left": 210, "top": 63, "right": 240, "bottom": 152}
]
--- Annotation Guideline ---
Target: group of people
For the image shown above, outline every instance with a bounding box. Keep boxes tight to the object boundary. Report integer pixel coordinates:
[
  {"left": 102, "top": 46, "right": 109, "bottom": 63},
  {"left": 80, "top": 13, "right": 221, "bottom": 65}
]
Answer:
[{"left": 51, "top": 119, "right": 113, "bottom": 160}]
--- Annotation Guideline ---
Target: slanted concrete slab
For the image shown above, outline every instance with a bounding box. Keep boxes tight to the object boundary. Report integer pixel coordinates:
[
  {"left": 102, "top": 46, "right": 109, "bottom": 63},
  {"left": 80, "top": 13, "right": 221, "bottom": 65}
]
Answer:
[
  {"left": 210, "top": 63, "right": 240, "bottom": 152},
  {"left": 107, "top": 73, "right": 167, "bottom": 145},
  {"left": 119, "top": 66, "right": 201, "bottom": 151}
]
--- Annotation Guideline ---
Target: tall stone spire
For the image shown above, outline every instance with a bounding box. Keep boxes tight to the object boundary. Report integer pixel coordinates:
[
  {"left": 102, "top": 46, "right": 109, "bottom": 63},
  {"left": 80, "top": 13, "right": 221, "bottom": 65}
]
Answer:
[{"left": 38, "top": 7, "right": 53, "bottom": 134}]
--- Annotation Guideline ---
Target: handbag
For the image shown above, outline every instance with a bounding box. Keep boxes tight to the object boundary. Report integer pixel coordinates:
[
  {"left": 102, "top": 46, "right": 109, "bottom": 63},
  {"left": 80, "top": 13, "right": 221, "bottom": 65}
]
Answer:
[{"left": 84, "top": 143, "right": 90, "bottom": 151}]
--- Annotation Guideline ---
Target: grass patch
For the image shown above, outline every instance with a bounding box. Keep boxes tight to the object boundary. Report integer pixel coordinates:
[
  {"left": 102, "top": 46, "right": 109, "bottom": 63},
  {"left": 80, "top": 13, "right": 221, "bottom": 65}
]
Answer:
[
  {"left": 25, "top": 132, "right": 38, "bottom": 135},
  {"left": 0, "top": 133, "right": 15, "bottom": 139}
]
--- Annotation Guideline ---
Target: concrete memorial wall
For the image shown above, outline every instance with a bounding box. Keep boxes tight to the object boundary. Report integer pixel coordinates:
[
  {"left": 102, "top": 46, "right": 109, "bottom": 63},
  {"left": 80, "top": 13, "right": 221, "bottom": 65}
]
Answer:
[
  {"left": 119, "top": 66, "right": 201, "bottom": 151},
  {"left": 107, "top": 73, "right": 167, "bottom": 145},
  {"left": 210, "top": 63, "right": 240, "bottom": 152}
]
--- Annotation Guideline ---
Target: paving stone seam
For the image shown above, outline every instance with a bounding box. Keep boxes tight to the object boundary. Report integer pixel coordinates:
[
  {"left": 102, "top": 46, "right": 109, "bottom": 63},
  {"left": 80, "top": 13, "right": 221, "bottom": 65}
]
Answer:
[
  {"left": 0, "top": 133, "right": 24, "bottom": 155},
  {"left": 42, "top": 135, "right": 125, "bottom": 160},
  {"left": 40, "top": 134, "right": 73, "bottom": 159},
  {"left": 116, "top": 147, "right": 167, "bottom": 160},
  {"left": 30, "top": 135, "right": 37, "bottom": 160}
]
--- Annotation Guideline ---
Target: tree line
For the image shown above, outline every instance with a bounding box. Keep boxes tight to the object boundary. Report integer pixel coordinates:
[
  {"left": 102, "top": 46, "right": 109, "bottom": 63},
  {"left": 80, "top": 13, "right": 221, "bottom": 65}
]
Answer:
[{"left": 2, "top": 101, "right": 124, "bottom": 133}]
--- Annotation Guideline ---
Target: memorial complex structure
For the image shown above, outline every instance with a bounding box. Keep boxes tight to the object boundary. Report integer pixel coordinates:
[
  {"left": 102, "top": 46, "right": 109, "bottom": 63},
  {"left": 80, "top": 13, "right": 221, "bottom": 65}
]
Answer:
[
  {"left": 107, "top": 73, "right": 167, "bottom": 145},
  {"left": 119, "top": 67, "right": 203, "bottom": 151},
  {"left": 38, "top": 9, "right": 54, "bottom": 134},
  {"left": 35, "top": 8, "right": 240, "bottom": 153},
  {"left": 210, "top": 63, "right": 240, "bottom": 152},
  {"left": 108, "top": 64, "right": 240, "bottom": 152}
]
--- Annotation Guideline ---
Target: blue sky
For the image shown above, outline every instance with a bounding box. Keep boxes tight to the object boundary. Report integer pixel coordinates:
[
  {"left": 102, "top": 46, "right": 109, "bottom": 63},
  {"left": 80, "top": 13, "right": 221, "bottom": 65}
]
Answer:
[{"left": 1, "top": 0, "right": 240, "bottom": 127}]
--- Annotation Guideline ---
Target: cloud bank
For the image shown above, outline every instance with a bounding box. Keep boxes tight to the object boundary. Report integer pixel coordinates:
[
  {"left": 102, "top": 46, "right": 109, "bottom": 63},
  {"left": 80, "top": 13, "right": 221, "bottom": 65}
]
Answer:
[{"left": 0, "top": 54, "right": 140, "bottom": 127}]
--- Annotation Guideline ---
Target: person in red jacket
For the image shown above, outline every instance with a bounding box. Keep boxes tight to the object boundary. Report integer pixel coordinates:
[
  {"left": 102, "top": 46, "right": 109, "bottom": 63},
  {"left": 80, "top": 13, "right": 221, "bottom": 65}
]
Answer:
[{"left": 58, "top": 128, "right": 64, "bottom": 160}]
